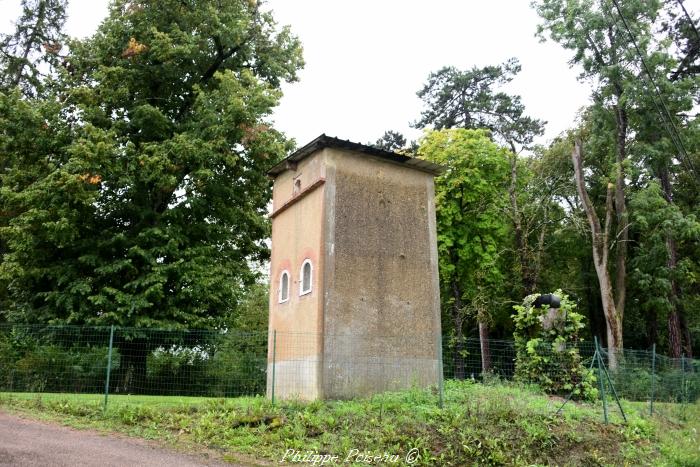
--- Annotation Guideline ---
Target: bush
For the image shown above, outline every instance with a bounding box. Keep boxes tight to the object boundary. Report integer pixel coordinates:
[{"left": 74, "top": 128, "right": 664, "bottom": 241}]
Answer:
[
  {"left": 512, "top": 290, "right": 597, "bottom": 400},
  {"left": 0, "top": 328, "right": 118, "bottom": 393}
]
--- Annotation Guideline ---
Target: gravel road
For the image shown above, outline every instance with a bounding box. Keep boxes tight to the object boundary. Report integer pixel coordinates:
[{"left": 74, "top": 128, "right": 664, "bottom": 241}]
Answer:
[{"left": 0, "top": 410, "right": 234, "bottom": 467}]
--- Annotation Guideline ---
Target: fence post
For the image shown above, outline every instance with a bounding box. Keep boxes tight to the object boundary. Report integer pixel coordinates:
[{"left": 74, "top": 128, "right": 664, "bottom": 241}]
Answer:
[
  {"left": 649, "top": 343, "right": 655, "bottom": 416},
  {"left": 437, "top": 332, "right": 444, "bottom": 408},
  {"left": 594, "top": 336, "right": 608, "bottom": 424},
  {"left": 271, "top": 330, "right": 277, "bottom": 406},
  {"left": 103, "top": 325, "right": 115, "bottom": 412}
]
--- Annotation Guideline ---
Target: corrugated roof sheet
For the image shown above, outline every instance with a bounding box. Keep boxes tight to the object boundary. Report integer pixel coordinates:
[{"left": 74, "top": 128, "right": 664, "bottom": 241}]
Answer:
[{"left": 267, "top": 134, "right": 445, "bottom": 177}]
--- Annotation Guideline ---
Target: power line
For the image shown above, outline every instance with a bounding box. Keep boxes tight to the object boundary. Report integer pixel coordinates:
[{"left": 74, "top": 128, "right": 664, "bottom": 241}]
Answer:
[
  {"left": 675, "top": 0, "right": 700, "bottom": 43},
  {"left": 610, "top": 0, "right": 699, "bottom": 180}
]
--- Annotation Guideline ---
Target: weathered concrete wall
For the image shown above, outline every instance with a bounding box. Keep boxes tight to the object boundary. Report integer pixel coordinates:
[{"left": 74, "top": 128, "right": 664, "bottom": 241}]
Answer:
[
  {"left": 321, "top": 149, "right": 441, "bottom": 399},
  {"left": 267, "top": 146, "right": 442, "bottom": 400},
  {"left": 267, "top": 151, "right": 328, "bottom": 400}
]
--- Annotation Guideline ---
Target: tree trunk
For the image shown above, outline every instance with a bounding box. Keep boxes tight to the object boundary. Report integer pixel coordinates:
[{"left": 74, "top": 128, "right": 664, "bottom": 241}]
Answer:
[
  {"left": 531, "top": 208, "right": 547, "bottom": 293},
  {"left": 508, "top": 151, "right": 534, "bottom": 295},
  {"left": 11, "top": 1, "right": 47, "bottom": 88},
  {"left": 668, "top": 309, "right": 683, "bottom": 359},
  {"left": 508, "top": 149, "right": 539, "bottom": 295},
  {"left": 571, "top": 140, "right": 622, "bottom": 368},
  {"left": 478, "top": 320, "right": 492, "bottom": 374},
  {"left": 680, "top": 313, "right": 694, "bottom": 360},
  {"left": 613, "top": 104, "right": 628, "bottom": 329},
  {"left": 659, "top": 166, "right": 692, "bottom": 359},
  {"left": 451, "top": 277, "right": 466, "bottom": 380},
  {"left": 115, "top": 339, "right": 149, "bottom": 394}
]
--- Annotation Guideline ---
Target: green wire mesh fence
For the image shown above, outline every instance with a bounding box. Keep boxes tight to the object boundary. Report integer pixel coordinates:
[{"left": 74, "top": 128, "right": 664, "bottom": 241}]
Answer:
[{"left": 0, "top": 324, "right": 697, "bottom": 417}]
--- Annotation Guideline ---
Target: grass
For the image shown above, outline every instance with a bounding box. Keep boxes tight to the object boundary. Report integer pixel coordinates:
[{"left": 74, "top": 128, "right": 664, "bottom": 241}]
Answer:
[{"left": 1, "top": 381, "right": 698, "bottom": 466}]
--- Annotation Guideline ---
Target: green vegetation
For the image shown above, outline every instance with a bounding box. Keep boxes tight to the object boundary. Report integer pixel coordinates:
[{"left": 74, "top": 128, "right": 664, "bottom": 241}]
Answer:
[
  {"left": 513, "top": 291, "right": 597, "bottom": 400},
  {"left": 1, "top": 381, "right": 698, "bottom": 466},
  {"left": 1, "top": 1, "right": 699, "bottom": 461},
  {"left": 0, "top": 325, "right": 267, "bottom": 398},
  {"left": 419, "top": 129, "right": 511, "bottom": 376},
  {"left": 0, "top": 0, "right": 302, "bottom": 329}
]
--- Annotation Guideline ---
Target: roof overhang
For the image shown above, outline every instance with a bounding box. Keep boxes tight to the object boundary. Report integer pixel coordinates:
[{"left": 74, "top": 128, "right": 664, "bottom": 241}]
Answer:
[{"left": 267, "top": 134, "right": 445, "bottom": 177}]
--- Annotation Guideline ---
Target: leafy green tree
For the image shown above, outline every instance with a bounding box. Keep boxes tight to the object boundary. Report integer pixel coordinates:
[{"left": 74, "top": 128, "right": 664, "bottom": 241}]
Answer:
[
  {"left": 419, "top": 129, "right": 510, "bottom": 376},
  {"left": 0, "top": 90, "right": 72, "bottom": 320},
  {"left": 1, "top": 0, "right": 302, "bottom": 329},
  {"left": 534, "top": 0, "right": 662, "bottom": 364},
  {"left": 536, "top": 0, "right": 700, "bottom": 360},
  {"left": 414, "top": 59, "right": 547, "bottom": 299},
  {"left": 0, "top": 0, "right": 69, "bottom": 317},
  {"left": 629, "top": 183, "right": 700, "bottom": 351},
  {"left": 1, "top": 0, "right": 302, "bottom": 390}
]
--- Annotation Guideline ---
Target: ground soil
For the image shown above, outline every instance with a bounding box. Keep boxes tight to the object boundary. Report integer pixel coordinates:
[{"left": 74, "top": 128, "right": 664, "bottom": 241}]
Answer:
[{"left": 0, "top": 410, "right": 235, "bottom": 467}]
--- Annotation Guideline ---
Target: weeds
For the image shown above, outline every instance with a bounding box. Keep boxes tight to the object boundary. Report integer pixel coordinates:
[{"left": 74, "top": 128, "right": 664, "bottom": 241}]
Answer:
[{"left": 1, "top": 381, "right": 698, "bottom": 466}]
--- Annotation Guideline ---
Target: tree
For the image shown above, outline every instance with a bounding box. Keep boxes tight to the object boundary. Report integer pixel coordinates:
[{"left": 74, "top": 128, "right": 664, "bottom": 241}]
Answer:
[
  {"left": 570, "top": 138, "right": 623, "bottom": 367},
  {"left": 0, "top": 0, "right": 69, "bottom": 317},
  {"left": 536, "top": 0, "right": 700, "bottom": 360},
  {"left": 1, "top": 1, "right": 301, "bottom": 319},
  {"left": 534, "top": 0, "right": 664, "bottom": 364},
  {"left": 414, "top": 58, "right": 544, "bottom": 149},
  {"left": 0, "top": 0, "right": 67, "bottom": 97},
  {"left": 1, "top": 0, "right": 302, "bottom": 390},
  {"left": 629, "top": 182, "right": 700, "bottom": 353},
  {"left": 419, "top": 129, "right": 510, "bottom": 376},
  {"left": 414, "top": 59, "right": 546, "bottom": 299},
  {"left": 649, "top": 0, "right": 700, "bottom": 358},
  {"left": 372, "top": 130, "right": 407, "bottom": 152}
]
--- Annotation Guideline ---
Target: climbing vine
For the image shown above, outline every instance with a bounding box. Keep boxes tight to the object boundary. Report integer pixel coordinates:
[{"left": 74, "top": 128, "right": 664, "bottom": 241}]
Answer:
[{"left": 513, "top": 290, "right": 597, "bottom": 400}]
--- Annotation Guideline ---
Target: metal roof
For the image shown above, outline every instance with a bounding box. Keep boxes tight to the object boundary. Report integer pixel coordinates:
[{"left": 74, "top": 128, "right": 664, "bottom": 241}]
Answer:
[{"left": 267, "top": 134, "right": 445, "bottom": 177}]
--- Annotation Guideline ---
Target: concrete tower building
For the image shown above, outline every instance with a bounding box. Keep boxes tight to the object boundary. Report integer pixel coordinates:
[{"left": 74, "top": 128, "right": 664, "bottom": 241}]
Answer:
[{"left": 266, "top": 135, "right": 443, "bottom": 400}]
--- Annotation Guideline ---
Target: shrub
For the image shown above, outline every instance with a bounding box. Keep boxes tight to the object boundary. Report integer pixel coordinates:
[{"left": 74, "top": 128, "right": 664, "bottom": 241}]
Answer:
[
  {"left": 512, "top": 290, "right": 597, "bottom": 400},
  {"left": 0, "top": 328, "right": 118, "bottom": 393}
]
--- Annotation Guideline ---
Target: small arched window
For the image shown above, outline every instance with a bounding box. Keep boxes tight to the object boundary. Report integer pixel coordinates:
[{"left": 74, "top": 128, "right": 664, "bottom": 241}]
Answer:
[
  {"left": 279, "top": 270, "right": 290, "bottom": 303},
  {"left": 300, "top": 260, "right": 312, "bottom": 295}
]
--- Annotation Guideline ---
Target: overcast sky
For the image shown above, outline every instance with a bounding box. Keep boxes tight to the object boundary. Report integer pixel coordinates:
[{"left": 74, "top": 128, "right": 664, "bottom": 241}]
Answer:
[{"left": 2, "top": 0, "right": 698, "bottom": 148}]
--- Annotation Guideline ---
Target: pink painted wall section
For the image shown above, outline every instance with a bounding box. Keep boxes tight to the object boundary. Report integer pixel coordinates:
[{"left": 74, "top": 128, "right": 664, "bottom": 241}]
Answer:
[
  {"left": 271, "top": 150, "right": 327, "bottom": 212},
  {"left": 268, "top": 150, "right": 326, "bottom": 363}
]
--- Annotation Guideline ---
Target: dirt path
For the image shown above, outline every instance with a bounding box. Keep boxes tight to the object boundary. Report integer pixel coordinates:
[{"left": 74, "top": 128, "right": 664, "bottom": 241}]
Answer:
[{"left": 0, "top": 411, "right": 235, "bottom": 467}]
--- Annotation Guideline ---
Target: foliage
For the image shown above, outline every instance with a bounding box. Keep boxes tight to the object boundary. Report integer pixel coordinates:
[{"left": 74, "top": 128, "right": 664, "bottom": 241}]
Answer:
[
  {"left": 418, "top": 129, "right": 510, "bottom": 341},
  {"left": 0, "top": 324, "right": 267, "bottom": 397},
  {"left": 629, "top": 183, "right": 700, "bottom": 345},
  {"left": 610, "top": 362, "right": 700, "bottom": 404},
  {"left": 0, "top": 0, "right": 303, "bottom": 328},
  {"left": 2, "top": 381, "right": 699, "bottom": 466},
  {"left": 0, "top": 328, "right": 119, "bottom": 393},
  {"left": 413, "top": 54, "right": 548, "bottom": 308},
  {"left": 414, "top": 58, "right": 544, "bottom": 151},
  {"left": 372, "top": 130, "right": 407, "bottom": 152},
  {"left": 534, "top": 0, "right": 700, "bottom": 357},
  {"left": 513, "top": 291, "right": 597, "bottom": 399},
  {"left": 0, "top": 0, "right": 67, "bottom": 97}
]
